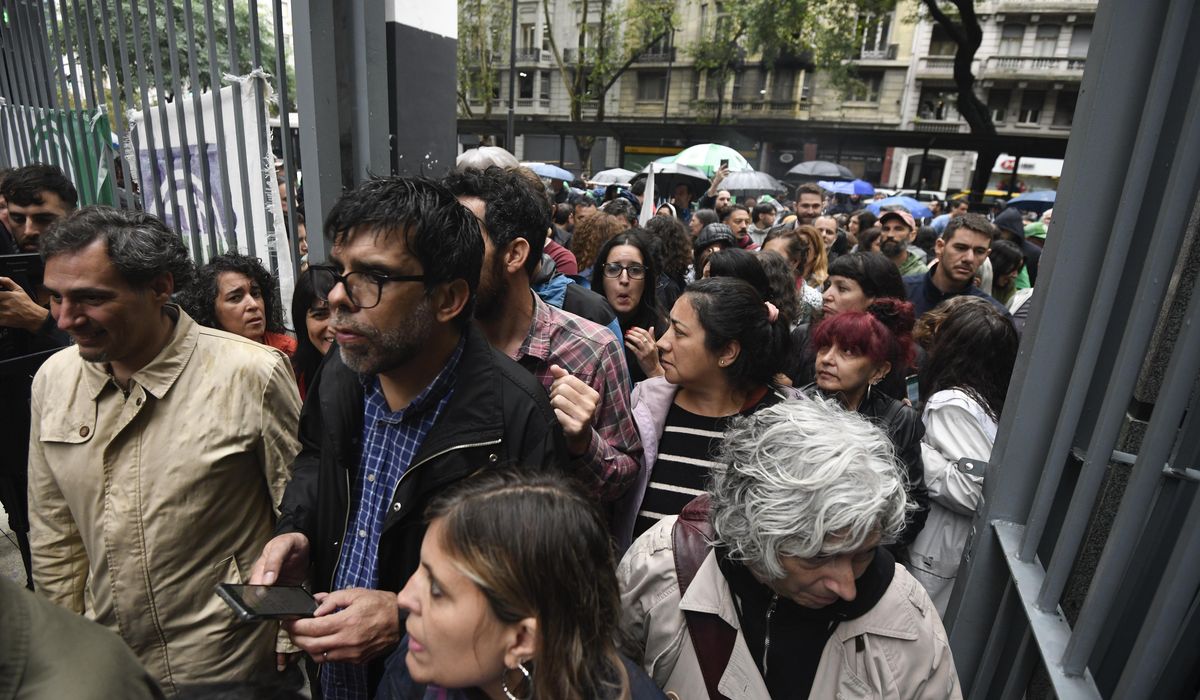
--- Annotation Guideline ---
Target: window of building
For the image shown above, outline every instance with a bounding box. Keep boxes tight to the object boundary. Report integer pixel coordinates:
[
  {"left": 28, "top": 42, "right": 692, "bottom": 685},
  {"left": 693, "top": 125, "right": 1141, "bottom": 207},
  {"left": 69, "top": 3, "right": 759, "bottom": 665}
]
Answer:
[
  {"left": 1000, "top": 24, "right": 1024, "bottom": 54},
  {"left": 704, "top": 69, "right": 725, "bottom": 100},
  {"left": 771, "top": 68, "right": 796, "bottom": 102},
  {"left": 918, "top": 86, "right": 958, "bottom": 120},
  {"left": 988, "top": 89, "right": 1011, "bottom": 122},
  {"left": 845, "top": 72, "right": 883, "bottom": 102},
  {"left": 539, "top": 70, "right": 551, "bottom": 101},
  {"left": 801, "top": 70, "right": 813, "bottom": 102},
  {"left": 541, "top": 25, "right": 550, "bottom": 51},
  {"left": 1019, "top": 90, "right": 1045, "bottom": 124},
  {"left": 1034, "top": 25, "right": 1060, "bottom": 57},
  {"left": 637, "top": 71, "right": 668, "bottom": 101},
  {"left": 929, "top": 24, "right": 956, "bottom": 56},
  {"left": 1053, "top": 90, "right": 1078, "bottom": 126},
  {"left": 1069, "top": 25, "right": 1092, "bottom": 57},
  {"left": 735, "top": 67, "right": 765, "bottom": 100},
  {"left": 857, "top": 12, "right": 891, "bottom": 56},
  {"left": 520, "top": 23, "right": 536, "bottom": 50},
  {"left": 518, "top": 71, "right": 534, "bottom": 99}
]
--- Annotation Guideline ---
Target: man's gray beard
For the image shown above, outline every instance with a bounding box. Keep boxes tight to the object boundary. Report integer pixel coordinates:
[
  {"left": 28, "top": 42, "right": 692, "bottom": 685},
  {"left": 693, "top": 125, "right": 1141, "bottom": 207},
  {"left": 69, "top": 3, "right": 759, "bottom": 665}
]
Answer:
[{"left": 335, "top": 299, "right": 433, "bottom": 376}]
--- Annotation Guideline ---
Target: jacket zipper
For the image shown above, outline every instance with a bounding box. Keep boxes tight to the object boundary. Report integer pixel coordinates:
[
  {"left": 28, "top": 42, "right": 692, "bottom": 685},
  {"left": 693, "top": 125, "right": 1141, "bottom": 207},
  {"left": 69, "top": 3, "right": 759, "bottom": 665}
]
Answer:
[
  {"left": 762, "top": 593, "right": 778, "bottom": 677},
  {"left": 327, "top": 468, "right": 353, "bottom": 590}
]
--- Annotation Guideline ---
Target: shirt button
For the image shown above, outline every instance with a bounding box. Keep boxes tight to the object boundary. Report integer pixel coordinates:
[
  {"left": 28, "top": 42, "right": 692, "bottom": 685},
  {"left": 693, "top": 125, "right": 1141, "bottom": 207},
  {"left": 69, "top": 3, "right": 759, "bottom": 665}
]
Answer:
[
  {"left": 358, "top": 529, "right": 367, "bottom": 538},
  {"left": 367, "top": 474, "right": 375, "bottom": 483},
  {"left": 79, "top": 426, "right": 90, "bottom": 437},
  {"left": 392, "top": 502, "right": 401, "bottom": 512},
  {"left": 136, "top": 397, "right": 143, "bottom": 406}
]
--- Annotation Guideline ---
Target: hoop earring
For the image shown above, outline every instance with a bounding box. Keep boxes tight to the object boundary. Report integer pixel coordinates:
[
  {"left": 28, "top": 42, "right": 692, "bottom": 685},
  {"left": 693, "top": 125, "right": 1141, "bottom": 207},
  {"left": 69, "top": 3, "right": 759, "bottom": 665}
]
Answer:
[{"left": 502, "top": 661, "right": 533, "bottom": 700}]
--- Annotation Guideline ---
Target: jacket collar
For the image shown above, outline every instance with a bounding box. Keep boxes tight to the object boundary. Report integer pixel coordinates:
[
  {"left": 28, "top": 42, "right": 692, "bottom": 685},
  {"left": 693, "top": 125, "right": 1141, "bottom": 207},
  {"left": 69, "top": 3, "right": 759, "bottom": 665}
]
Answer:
[
  {"left": 80, "top": 305, "right": 197, "bottom": 401},
  {"left": 516, "top": 291, "right": 556, "bottom": 364},
  {"left": 679, "top": 550, "right": 743, "bottom": 629}
]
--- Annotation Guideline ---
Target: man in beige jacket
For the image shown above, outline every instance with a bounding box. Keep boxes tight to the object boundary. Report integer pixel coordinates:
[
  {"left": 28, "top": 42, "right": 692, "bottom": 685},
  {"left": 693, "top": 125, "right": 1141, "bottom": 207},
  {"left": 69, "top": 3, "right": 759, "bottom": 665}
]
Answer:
[
  {"left": 618, "top": 399, "right": 961, "bottom": 699},
  {"left": 27, "top": 207, "right": 302, "bottom": 695}
]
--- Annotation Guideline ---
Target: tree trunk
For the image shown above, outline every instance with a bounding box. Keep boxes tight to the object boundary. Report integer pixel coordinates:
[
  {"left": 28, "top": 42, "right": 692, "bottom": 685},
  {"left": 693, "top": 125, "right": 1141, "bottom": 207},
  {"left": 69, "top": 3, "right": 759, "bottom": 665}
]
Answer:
[{"left": 575, "top": 135, "right": 596, "bottom": 173}]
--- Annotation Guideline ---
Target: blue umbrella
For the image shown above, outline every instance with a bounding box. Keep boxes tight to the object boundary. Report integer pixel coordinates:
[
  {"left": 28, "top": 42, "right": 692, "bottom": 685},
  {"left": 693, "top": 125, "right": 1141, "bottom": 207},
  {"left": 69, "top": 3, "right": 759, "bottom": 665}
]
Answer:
[
  {"left": 819, "top": 179, "right": 875, "bottom": 196},
  {"left": 866, "top": 196, "right": 934, "bottom": 219},
  {"left": 521, "top": 162, "right": 575, "bottom": 182},
  {"left": 1006, "top": 190, "right": 1056, "bottom": 214}
]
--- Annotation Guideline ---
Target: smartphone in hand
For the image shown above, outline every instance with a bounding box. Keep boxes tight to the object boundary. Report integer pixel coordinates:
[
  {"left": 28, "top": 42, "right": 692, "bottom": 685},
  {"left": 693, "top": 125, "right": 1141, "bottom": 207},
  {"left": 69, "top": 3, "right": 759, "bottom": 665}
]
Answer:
[{"left": 216, "top": 583, "right": 318, "bottom": 621}]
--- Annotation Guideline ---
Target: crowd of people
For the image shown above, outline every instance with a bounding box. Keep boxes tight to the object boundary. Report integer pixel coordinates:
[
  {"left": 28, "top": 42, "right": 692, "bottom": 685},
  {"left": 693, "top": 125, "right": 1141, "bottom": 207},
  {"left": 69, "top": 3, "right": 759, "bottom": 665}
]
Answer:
[{"left": 0, "top": 150, "right": 1041, "bottom": 699}]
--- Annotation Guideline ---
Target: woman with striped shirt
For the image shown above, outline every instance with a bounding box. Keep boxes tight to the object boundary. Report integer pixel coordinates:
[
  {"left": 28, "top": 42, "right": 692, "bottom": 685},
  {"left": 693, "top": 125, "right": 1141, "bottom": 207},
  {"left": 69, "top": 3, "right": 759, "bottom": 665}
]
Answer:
[{"left": 612, "top": 276, "right": 796, "bottom": 551}]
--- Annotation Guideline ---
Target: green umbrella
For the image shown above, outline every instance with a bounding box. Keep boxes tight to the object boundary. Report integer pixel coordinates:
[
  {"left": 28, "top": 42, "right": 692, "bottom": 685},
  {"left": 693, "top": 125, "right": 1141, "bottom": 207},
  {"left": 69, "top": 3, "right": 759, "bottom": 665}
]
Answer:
[{"left": 670, "top": 143, "right": 752, "bottom": 177}]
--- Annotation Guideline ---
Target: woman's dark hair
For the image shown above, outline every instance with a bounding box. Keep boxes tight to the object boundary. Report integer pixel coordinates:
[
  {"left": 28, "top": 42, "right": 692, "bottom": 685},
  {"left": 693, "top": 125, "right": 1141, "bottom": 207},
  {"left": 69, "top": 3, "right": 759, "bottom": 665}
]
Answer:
[
  {"left": 913, "top": 225, "right": 938, "bottom": 259},
  {"left": 989, "top": 239, "right": 1025, "bottom": 279},
  {"left": 426, "top": 470, "right": 627, "bottom": 700},
  {"left": 290, "top": 270, "right": 326, "bottom": 388},
  {"left": 590, "top": 228, "right": 663, "bottom": 331},
  {"left": 756, "top": 251, "right": 804, "bottom": 327},
  {"left": 918, "top": 296, "right": 1018, "bottom": 419},
  {"left": 826, "top": 251, "right": 908, "bottom": 301},
  {"left": 849, "top": 209, "right": 877, "bottom": 232},
  {"left": 762, "top": 223, "right": 812, "bottom": 282},
  {"left": 691, "top": 208, "right": 720, "bottom": 229},
  {"left": 857, "top": 226, "right": 883, "bottom": 254},
  {"left": 704, "top": 248, "right": 768, "bottom": 294},
  {"left": 644, "top": 214, "right": 692, "bottom": 285},
  {"left": 683, "top": 276, "right": 791, "bottom": 391},
  {"left": 811, "top": 297, "right": 916, "bottom": 369},
  {"left": 178, "top": 252, "right": 285, "bottom": 334}
]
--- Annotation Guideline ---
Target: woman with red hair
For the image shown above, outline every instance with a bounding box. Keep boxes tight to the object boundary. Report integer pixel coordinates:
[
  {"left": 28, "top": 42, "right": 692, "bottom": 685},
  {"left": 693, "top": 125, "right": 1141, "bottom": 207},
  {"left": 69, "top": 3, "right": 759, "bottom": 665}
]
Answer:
[{"left": 802, "top": 298, "right": 930, "bottom": 554}]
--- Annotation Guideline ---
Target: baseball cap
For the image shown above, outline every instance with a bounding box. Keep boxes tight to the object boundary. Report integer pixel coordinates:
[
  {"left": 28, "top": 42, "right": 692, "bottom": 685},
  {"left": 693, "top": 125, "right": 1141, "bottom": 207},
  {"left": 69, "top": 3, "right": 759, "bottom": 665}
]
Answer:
[
  {"left": 1024, "top": 221, "right": 1047, "bottom": 241},
  {"left": 878, "top": 209, "right": 916, "bottom": 231}
]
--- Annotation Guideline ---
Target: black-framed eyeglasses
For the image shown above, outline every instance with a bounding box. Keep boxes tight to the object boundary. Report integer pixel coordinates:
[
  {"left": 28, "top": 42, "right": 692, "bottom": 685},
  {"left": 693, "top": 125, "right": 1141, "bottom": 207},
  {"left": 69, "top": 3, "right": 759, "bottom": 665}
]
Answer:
[
  {"left": 602, "top": 262, "right": 647, "bottom": 280},
  {"left": 308, "top": 265, "right": 425, "bottom": 309}
]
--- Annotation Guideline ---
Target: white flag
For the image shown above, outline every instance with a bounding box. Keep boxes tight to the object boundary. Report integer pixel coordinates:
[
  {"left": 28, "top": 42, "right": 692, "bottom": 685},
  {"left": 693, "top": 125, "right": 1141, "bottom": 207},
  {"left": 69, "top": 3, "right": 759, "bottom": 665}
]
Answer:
[{"left": 639, "top": 165, "right": 656, "bottom": 226}]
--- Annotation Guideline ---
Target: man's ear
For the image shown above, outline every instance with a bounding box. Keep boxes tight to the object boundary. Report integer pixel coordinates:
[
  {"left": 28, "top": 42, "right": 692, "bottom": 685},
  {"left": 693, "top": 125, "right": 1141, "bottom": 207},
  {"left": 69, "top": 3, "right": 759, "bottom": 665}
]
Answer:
[
  {"left": 935, "top": 237, "right": 946, "bottom": 258},
  {"left": 431, "top": 279, "right": 471, "bottom": 324},
  {"left": 150, "top": 272, "right": 174, "bottom": 304},
  {"left": 506, "top": 238, "right": 531, "bottom": 275},
  {"left": 503, "top": 616, "right": 539, "bottom": 670}
]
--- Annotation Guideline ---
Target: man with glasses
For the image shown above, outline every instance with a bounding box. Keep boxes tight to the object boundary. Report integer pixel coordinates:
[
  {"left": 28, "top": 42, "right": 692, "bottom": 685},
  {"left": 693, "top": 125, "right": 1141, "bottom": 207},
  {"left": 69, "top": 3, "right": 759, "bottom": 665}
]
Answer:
[
  {"left": 249, "top": 176, "right": 565, "bottom": 700},
  {"left": 443, "top": 166, "right": 642, "bottom": 504}
]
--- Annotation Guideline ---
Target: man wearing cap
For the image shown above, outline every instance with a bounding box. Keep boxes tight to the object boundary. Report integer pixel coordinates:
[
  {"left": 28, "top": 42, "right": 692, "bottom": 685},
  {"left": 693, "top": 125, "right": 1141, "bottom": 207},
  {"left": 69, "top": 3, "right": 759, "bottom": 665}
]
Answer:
[
  {"left": 879, "top": 209, "right": 928, "bottom": 277},
  {"left": 692, "top": 223, "right": 736, "bottom": 280}
]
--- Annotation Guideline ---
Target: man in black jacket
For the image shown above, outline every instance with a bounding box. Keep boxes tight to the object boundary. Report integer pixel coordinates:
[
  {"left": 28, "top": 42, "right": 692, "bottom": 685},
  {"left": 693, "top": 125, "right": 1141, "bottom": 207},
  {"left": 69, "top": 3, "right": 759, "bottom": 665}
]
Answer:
[{"left": 249, "top": 177, "right": 566, "bottom": 699}]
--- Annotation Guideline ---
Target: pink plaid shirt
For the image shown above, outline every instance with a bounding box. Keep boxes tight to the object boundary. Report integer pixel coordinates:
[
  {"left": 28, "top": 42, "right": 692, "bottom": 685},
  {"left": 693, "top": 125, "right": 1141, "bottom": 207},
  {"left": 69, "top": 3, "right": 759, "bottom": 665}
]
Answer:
[{"left": 512, "top": 292, "right": 642, "bottom": 501}]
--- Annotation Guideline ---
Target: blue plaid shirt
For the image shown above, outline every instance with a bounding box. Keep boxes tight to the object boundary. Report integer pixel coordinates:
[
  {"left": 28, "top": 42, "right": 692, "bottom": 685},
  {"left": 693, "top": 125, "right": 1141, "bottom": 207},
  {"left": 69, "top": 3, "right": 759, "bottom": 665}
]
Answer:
[{"left": 321, "top": 339, "right": 464, "bottom": 700}]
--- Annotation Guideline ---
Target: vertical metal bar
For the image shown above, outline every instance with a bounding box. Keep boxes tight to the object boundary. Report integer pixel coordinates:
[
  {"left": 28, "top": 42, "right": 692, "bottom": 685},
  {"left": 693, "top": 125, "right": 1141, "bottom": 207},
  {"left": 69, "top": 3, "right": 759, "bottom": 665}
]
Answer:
[
  {"left": 95, "top": 0, "right": 135, "bottom": 204},
  {"left": 42, "top": 0, "right": 80, "bottom": 170},
  {"left": 107, "top": 0, "right": 150, "bottom": 209},
  {"left": 273, "top": 0, "right": 301, "bottom": 273},
  {"left": 201, "top": 0, "right": 235, "bottom": 250},
  {"left": 37, "top": 0, "right": 74, "bottom": 170},
  {"left": 55, "top": 0, "right": 97, "bottom": 194},
  {"left": 966, "top": 581, "right": 1022, "bottom": 700},
  {"left": 246, "top": 0, "right": 276, "bottom": 272},
  {"left": 290, "top": 0, "right": 336, "bottom": 266},
  {"left": 0, "top": 0, "right": 36, "bottom": 165},
  {"left": 1060, "top": 175, "right": 1200, "bottom": 674},
  {"left": 126, "top": 0, "right": 166, "bottom": 220},
  {"left": 181, "top": 0, "right": 218, "bottom": 256},
  {"left": 81, "top": 0, "right": 115, "bottom": 204},
  {"left": 225, "top": 0, "right": 256, "bottom": 256},
  {"left": 160, "top": 0, "right": 202, "bottom": 258},
  {"left": 67, "top": 0, "right": 102, "bottom": 204},
  {"left": 999, "top": 627, "right": 1038, "bottom": 700},
  {"left": 142, "top": 0, "right": 184, "bottom": 231},
  {"left": 10, "top": 0, "right": 48, "bottom": 164},
  {"left": 1017, "top": 0, "right": 1191, "bottom": 565},
  {"left": 1112, "top": 486, "right": 1200, "bottom": 696}
]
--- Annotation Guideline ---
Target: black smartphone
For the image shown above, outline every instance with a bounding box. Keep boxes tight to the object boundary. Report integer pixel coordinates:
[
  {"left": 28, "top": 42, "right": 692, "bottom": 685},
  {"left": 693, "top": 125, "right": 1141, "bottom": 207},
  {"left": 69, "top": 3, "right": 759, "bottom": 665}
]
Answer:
[
  {"left": 0, "top": 253, "right": 43, "bottom": 296},
  {"left": 215, "top": 583, "right": 318, "bottom": 621},
  {"left": 719, "top": 158, "right": 729, "bottom": 170}
]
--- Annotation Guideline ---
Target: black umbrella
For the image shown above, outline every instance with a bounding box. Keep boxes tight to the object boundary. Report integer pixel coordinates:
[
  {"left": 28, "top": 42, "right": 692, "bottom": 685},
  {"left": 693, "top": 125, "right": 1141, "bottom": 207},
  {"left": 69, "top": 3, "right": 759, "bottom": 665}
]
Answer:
[
  {"left": 784, "top": 160, "right": 854, "bottom": 182},
  {"left": 634, "top": 162, "right": 711, "bottom": 198},
  {"left": 720, "top": 170, "right": 788, "bottom": 198}
]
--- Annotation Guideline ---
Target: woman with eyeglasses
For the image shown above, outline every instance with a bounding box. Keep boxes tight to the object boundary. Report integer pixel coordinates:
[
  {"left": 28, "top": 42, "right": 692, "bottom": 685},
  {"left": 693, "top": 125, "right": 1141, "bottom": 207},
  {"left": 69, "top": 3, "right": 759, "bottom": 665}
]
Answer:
[
  {"left": 612, "top": 277, "right": 795, "bottom": 552},
  {"left": 592, "top": 230, "right": 666, "bottom": 385}
]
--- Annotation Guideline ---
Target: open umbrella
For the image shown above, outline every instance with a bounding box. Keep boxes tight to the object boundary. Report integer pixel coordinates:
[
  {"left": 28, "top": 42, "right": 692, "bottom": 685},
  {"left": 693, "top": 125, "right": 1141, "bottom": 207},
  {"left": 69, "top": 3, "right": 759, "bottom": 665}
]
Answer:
[
  {"left": 634, "top": 162, "right": 711, "bottom": 198},
  {"left": 865, "top": 196, "right": 934, "bottom": 219},
  {"left": 818, "top": 179, "right": 875, "bottom": 196},
  {"left": 521, "top": 162, "right": 574, "bottom": 182},
  {"left": 785, "top": 160, "right": 854, "bottom": 182},
  {"left": 670, "top": 143, "right": 753, "bottom": 177},
  {"left": 589, "top": 168, "right": 637, "bottom": 186},
  {"left": 1006, "top": 190, "right": 1056, "bottom": 214},
  {"left": 720, "top": 170, "right": 787, "bottom": 198}
]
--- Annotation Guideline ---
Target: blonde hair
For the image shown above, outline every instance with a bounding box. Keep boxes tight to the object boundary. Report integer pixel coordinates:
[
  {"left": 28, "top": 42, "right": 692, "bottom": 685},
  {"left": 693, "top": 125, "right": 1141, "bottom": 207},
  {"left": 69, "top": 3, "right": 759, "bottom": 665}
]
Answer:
[
  {"left": 795, "top": 224, "right": 828, "bottom": 287},
  {"left": 570, "top": 211, "right": 628, "bottom": 271}
]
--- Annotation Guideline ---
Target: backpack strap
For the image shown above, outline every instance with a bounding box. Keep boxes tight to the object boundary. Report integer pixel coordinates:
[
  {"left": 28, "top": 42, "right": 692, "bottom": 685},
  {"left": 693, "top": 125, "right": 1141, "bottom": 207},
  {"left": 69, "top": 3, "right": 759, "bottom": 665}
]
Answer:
[{"left": 672, "top": 496, "right": 737, "bottom": 700}]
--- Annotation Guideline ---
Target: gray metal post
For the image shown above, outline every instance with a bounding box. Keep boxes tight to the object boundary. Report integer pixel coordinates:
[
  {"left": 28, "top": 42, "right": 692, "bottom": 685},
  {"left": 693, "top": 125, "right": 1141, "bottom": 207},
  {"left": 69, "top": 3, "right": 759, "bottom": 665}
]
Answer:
[
  {"left": 292, "top": 0, "right": 341, "bottom": 264},
  {"left": 506, "top": 0, "right": 517, "bottom": 152},
  {"left": 943, "top": 0, "right": 1177, "bottom": 689}
]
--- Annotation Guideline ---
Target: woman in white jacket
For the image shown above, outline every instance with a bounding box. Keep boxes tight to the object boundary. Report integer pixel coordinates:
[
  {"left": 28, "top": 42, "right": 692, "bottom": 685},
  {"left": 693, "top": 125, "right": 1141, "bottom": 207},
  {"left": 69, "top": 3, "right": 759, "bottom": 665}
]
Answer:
[{"left": 908, "top": 297, "right": 1020, "bottom": 614}]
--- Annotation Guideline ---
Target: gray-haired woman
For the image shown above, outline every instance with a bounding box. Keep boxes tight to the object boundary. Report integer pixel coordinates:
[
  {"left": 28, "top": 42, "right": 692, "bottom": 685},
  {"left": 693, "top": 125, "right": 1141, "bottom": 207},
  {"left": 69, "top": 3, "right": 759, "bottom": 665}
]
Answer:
[{"left": 617, "top": 398, "right": 962, "bottom": 700}]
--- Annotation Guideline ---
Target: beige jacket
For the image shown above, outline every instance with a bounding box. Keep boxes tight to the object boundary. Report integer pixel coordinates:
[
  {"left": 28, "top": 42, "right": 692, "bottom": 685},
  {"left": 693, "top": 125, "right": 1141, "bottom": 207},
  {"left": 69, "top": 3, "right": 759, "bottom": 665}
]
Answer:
[
  {"left": 28, "top": 308, "right": 301, "bottom": 695},
  {"left": 618, "top": 516, "right": 963, "bottom": 700}
]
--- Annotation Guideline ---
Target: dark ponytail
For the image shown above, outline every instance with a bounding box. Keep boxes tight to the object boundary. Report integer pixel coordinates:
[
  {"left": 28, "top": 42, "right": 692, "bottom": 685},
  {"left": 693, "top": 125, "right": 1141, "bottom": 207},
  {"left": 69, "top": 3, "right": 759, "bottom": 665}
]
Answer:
[{"left": 684, "top": 277, "right": 791, "bottom": 390}]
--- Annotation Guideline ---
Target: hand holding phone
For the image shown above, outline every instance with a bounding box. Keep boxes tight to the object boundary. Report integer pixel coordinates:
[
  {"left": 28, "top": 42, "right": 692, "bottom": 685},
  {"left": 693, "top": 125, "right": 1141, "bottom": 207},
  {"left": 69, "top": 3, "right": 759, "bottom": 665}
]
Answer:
[{"left": 216, "top": 583, "right": 318, "bottom": 621}]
